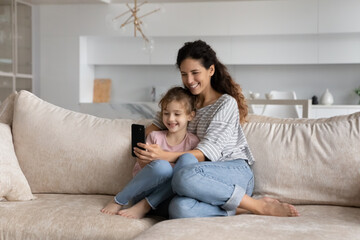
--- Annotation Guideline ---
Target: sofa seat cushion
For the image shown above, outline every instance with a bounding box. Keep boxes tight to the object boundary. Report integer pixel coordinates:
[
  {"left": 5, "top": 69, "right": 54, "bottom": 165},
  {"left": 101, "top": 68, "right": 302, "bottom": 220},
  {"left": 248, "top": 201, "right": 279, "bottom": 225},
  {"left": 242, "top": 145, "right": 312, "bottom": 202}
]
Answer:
[
  {"left": 0, "top": 194, "right": 160, "bottom": 240},
  {"left": 133, "top": 205, "right": 360, "bottom": 240}
]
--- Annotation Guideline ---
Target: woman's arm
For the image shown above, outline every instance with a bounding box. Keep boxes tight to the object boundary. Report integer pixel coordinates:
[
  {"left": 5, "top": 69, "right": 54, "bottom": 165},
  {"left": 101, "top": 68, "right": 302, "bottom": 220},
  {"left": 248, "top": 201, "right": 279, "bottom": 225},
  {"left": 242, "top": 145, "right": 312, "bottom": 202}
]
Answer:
[
  {"left": 145, "top": 123, "right": 160, "bottom": 137},
  {"left": 134, "top": 144, "right": 205, "bottom": 163}
]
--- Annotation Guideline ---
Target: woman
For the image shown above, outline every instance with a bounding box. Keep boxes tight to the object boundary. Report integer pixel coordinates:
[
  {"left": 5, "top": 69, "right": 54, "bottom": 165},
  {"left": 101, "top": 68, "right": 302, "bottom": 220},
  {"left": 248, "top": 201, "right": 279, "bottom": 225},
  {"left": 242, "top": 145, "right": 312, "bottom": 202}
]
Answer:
[{"left": 134, "top": 40, "right": 299, "bottom": 218}]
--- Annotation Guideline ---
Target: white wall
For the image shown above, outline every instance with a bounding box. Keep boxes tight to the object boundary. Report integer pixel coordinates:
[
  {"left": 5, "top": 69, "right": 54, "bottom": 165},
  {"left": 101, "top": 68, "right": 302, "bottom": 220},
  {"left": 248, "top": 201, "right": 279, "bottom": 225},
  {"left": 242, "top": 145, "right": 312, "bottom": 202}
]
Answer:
[{"left": 34, "top": 0, "right": 360, "bottom": 111}]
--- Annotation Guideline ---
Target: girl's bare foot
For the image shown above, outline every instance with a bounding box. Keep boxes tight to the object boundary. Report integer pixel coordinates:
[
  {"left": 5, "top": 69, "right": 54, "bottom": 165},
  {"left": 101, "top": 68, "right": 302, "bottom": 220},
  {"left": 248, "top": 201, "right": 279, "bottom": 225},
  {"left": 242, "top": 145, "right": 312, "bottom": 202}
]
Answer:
[
  {"left": 101, "top": 199, "right": 123, "bottom": 215},
  {"left": 257, "top": 197, "right": 299, "bottom": 217},
  {"left": 118, "top": 199, "right": 151, "bottom": 219}
]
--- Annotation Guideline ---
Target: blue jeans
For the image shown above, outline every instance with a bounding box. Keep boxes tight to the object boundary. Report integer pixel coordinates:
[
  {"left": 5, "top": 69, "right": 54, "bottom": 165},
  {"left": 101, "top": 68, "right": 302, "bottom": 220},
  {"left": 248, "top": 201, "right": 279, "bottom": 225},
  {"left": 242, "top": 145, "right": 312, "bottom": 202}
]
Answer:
[
  {"left": 114, "top": 160, "right": 174, "bottom": 209},
  {"left": 169, "top": 153, "right": 254, "bottom": 219}
]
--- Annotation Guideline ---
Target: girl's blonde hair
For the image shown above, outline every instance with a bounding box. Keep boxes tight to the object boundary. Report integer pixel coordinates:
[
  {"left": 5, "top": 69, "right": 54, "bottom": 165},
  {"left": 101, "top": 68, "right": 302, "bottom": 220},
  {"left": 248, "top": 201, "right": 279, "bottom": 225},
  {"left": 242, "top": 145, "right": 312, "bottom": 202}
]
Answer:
[{"left": 159, "top": 87, "right": 196, "bottom": 115}]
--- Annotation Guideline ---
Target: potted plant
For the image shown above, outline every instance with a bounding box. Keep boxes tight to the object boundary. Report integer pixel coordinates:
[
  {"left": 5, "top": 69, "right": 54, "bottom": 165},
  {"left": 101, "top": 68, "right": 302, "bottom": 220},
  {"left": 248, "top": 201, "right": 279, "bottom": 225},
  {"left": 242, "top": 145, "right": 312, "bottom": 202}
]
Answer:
[{"left": 355, "top": 86, "right": 360, "bottom": 104}]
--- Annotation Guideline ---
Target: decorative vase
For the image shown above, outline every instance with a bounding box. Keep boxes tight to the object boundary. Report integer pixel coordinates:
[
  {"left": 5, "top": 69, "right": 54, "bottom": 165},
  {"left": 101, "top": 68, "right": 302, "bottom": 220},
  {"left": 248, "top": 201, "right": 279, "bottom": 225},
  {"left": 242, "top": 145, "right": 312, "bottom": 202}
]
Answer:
[
  {"left": 320, "top": 89, "right": 334, "bottom": 105},
  {"left": 312, "top": 95, "right": 319, "bottom": 105}
]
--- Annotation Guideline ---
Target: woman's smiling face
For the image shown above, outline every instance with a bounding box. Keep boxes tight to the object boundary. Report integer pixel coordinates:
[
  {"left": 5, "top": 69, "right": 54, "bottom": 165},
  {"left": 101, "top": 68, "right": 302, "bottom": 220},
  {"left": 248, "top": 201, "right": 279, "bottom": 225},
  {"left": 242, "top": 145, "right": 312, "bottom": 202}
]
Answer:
[{"left": 179, "top": 58, "right": 214, "bottom": 97}]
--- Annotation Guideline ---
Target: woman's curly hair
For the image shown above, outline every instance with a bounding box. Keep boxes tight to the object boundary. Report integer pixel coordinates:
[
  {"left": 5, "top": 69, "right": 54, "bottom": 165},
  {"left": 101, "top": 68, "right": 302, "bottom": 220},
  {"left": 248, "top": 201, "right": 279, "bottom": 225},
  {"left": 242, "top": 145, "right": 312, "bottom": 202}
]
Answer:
[{"left": 176, "top": 40, "right": 248, "bottom": 124}]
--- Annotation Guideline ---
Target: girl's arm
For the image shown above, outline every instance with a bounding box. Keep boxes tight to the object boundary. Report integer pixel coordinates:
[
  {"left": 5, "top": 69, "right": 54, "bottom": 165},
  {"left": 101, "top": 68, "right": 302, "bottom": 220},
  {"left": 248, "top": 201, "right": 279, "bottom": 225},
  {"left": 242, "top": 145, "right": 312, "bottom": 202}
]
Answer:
[{"left": 134, "top": 144, "right": 205, "bottom": 163}]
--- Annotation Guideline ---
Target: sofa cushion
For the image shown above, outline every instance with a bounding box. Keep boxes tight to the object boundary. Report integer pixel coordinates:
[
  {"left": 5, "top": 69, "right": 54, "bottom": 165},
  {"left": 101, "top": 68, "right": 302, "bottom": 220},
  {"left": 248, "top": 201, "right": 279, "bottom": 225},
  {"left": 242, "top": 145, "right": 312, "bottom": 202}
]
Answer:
[
  {"left": 0, "top": 91, "right": 17, "bottom": 125},
  {"left": 133, "top": 205, "right": 360, "bottom": 240},
  {"left": 12, "top": 90, "right": 151, "bottom": 195},
  {"left": 0, "top": 123, "right": 35, "bottom": 201},
  {"left": 242, "top": 113, "right": 360, "bottom": 207},
  {"left": 0, "top": 194, "right": 159, "bottom": 240}
]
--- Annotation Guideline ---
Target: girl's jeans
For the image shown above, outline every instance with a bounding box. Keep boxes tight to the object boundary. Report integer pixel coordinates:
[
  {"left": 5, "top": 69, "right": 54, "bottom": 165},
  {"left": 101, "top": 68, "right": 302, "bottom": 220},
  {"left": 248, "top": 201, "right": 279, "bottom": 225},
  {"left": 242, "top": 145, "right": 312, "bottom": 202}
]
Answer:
[
  {"left": 114, "top": 159, "right": 174, "bottom": 209},
  {"left": 169, "top": 153, "right": 254, "bottom": 219}
]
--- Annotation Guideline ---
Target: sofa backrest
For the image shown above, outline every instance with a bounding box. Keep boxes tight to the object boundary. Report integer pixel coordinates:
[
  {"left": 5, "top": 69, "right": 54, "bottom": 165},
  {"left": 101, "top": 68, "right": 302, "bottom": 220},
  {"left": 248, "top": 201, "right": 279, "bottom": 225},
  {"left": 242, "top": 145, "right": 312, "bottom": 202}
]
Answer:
[
  {"left": 12, "top": 90, "right": 151, "bottom": 195},
  {"left": 11, "top": 90, "right": 360, "bottom": 207},
  {"left": 243, "top": 113, "right": 360, "bottom": 207}
]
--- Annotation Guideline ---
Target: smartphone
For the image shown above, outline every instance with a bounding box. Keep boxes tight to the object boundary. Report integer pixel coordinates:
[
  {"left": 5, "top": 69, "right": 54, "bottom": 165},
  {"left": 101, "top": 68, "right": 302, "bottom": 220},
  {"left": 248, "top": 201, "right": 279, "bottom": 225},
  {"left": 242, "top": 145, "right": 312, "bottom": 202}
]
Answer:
[{"left": 131, "top": 124, "right": 145, "bottom": 157}]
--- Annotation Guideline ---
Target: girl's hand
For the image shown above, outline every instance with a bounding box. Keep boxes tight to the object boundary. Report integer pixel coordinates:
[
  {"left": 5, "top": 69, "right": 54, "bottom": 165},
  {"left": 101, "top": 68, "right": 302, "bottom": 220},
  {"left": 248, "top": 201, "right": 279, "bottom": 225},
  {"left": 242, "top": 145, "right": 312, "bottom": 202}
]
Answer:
[
  {"left": 134, "top": 143, "right": 166, "bottom": 162},
  {"left": 136, "top": 158, "right": 151, "bottom": 169}
]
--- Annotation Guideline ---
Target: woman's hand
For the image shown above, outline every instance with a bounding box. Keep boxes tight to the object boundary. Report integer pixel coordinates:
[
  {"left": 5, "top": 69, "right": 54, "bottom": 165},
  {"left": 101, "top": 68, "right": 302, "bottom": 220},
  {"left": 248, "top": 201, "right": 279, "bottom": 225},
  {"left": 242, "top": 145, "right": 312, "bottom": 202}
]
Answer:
[
  {"left": 134, "top": 143, "right": 167, "bottom": 162},
  {"left": 134, "top": 142, "right": 205, "bottom": 163}
]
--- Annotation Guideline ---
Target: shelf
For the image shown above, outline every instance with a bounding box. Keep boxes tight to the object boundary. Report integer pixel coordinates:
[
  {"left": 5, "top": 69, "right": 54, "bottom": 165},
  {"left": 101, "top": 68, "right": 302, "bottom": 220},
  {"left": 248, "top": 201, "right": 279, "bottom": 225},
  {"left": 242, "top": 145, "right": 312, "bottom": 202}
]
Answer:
[
  {"left": 312, "top": 105, "right": 360, "bottom": 109},
  {"left": 0, "top": 58, "right": 12, "bottom": 64},
  {"left": 16, "top": 73, "right": 33, "bottom": 79},
  {"left": 0, "top": 71, "right": 14, "bottom": 77}
]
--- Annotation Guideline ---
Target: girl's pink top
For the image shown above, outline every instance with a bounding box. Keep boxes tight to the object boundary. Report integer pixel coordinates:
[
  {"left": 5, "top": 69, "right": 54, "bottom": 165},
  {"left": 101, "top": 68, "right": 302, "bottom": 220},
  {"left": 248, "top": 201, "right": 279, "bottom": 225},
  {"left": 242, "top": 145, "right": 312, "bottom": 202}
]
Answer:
[{"left": 132, "top": 130, "right": 199, "bottom": 177}]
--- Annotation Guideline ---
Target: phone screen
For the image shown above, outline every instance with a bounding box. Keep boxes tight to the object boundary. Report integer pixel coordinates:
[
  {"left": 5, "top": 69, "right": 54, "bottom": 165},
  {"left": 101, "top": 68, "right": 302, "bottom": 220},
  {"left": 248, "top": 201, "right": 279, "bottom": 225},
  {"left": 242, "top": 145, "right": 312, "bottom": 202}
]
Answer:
[{"left": 131, "top": 124, "right": 145, "bottom": 157}]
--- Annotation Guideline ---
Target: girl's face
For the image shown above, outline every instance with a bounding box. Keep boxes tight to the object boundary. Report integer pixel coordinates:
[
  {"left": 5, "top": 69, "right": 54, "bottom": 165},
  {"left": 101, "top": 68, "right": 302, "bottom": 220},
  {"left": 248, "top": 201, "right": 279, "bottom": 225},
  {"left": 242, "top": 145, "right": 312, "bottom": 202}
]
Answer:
[
  {"left": 179, "top": 58, "right": 214, "bottom": 97},
  {"left": 162, "top": 100, "right": 194, "bottom": 134}
]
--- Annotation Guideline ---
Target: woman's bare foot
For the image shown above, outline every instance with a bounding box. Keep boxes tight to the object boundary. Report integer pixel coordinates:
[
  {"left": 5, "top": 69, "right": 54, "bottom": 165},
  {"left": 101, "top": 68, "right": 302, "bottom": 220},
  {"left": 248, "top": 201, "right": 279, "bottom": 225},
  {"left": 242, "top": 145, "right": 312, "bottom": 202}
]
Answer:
[
  {"left": 263, "top": 197, "right": 280, "bottom": 204},
  {"left": 257, "top": 197, "right": 299, "bottom": 217},
  {"left": 118, "top": 199, "right": 151, "bottom": 219},
  {"left": 101, "top": 199, "right": 123, "bottom": 215},
  {"left": 239, "top": 195, "right": 299, "bottom": 217},
  {"left": 236, "top": 198, "right": 280, "bottom": 215},
  {"left": 236, "top": 207, "right": 250, "bottom": 215}
]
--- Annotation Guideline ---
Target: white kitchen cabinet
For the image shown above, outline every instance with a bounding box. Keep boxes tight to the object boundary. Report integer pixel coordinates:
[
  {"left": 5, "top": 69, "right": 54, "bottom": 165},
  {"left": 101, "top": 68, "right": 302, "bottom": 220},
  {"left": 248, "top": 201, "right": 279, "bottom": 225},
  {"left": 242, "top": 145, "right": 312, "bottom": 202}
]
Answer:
[
  {"left": 145, "top": 0, "right": 317, "bottom": 37},
  {"left": 149, "top": 37, "right": 192, "bottom": 65},
  {"left": 230, "top": 34, "right": 318, "bottom": 65},
  {"left": 150, "top": 36, "right": 233, "bottom": 65},
  {"left": 311, "top": 105, "right": 360, "bottom": 118},
  {"left": 86, "top": 35, "right": 320, "bottom": 66},
  {"left": 319, "top": 0, "right": 360, "bottom": 33},
  {"left": 86, "top": 36, "right": 150, "bottom": 65},
  {"left": 318, "top": 33, "right": 360, "bottom": 64}
]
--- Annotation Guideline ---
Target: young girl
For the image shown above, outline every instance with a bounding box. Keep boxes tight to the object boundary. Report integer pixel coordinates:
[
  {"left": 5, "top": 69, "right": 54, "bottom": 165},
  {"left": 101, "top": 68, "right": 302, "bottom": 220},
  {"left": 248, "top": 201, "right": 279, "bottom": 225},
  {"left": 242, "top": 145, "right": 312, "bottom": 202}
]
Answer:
[{"left": 101, "top": 86, "right": 199, "bottom": 219}]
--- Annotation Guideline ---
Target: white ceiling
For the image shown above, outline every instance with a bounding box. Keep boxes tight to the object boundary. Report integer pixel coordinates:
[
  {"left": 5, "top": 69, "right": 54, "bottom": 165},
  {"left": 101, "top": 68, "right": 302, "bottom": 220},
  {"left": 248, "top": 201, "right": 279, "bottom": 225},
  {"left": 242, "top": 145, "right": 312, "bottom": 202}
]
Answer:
[{"left": 23, "top": 0, "right": 265, "bottom": 5}]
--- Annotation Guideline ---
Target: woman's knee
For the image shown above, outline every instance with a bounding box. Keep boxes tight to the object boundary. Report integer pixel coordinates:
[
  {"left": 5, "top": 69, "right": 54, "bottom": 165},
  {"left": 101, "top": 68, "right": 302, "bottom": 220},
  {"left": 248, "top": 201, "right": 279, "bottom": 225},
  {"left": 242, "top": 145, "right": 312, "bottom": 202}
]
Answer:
[
  {"left": 168, "top": 196, "right": 199, "bottom": 219},
  {"left": 171, "top": 165, "right": 199, "bottom": 196},
  {"left": 176, "top": 153, "right": 198, "bottom": 167},
  {"left": 147, "top": 160, "right": 173, "bottom": 178}
]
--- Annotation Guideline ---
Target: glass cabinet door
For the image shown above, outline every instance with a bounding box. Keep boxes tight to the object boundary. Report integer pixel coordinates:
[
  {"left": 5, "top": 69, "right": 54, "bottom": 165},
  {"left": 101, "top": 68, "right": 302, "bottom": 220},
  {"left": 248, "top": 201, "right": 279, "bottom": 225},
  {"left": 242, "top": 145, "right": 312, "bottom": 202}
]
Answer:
[
  {"left": 0, "top": 1, "right": 32, "bottom": 102},
  {"left": 16, "top": 77, "right": 31, "bottom": 93},
  {"left": 16, "top": 1, "right": 31, "bottom": 75},
  {"left": 0, "top": 0, "right": 13, "bottom": 74},
  {"left": 0, "top": 76, "right": 13, "bottom": 102}
]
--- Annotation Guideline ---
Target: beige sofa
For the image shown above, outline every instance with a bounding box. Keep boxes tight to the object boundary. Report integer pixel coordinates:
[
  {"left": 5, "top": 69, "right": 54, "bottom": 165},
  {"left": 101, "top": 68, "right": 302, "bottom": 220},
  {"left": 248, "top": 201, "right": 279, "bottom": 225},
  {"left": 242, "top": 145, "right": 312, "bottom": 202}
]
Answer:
[{"left": 1, "top": 90, "right": 359, "bottom": 240}]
